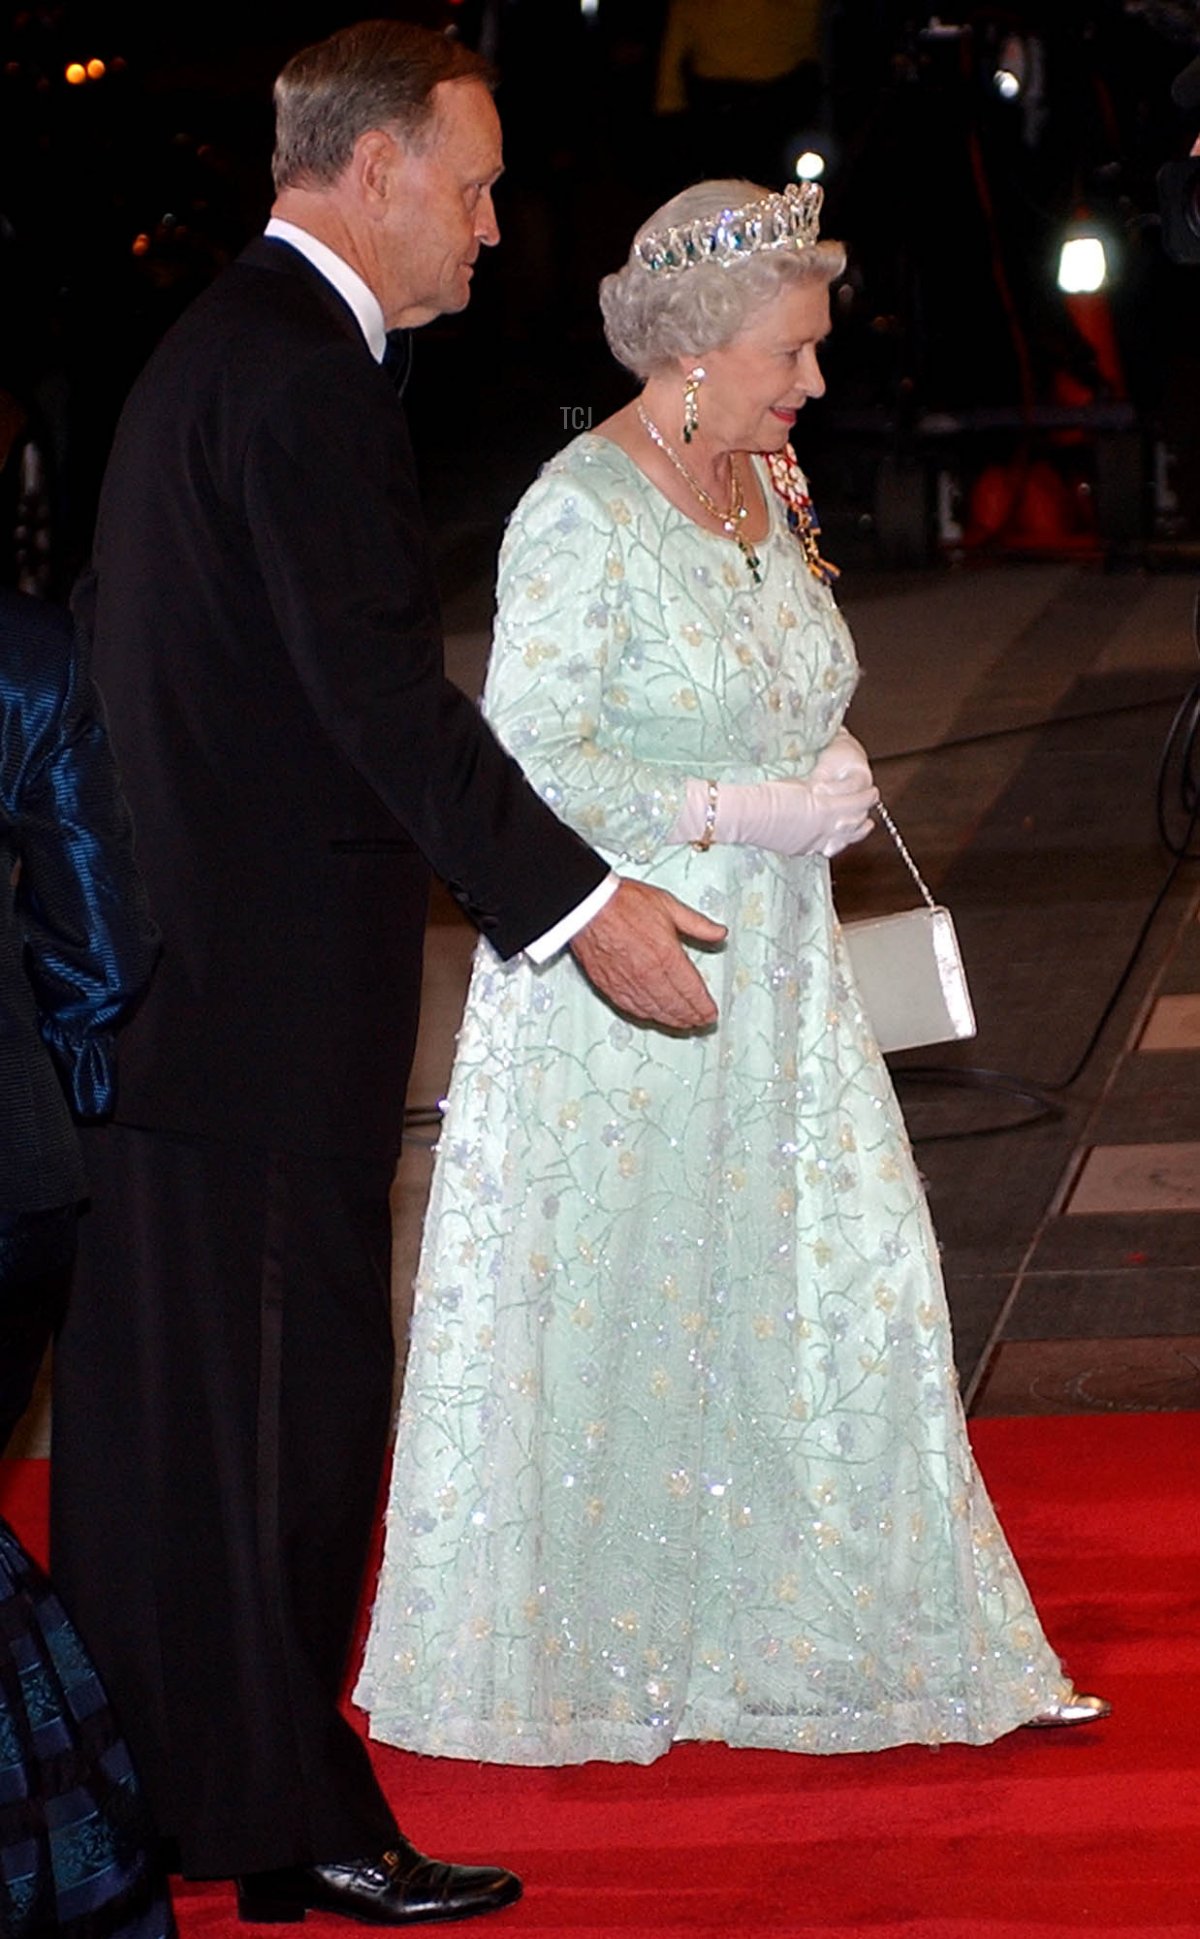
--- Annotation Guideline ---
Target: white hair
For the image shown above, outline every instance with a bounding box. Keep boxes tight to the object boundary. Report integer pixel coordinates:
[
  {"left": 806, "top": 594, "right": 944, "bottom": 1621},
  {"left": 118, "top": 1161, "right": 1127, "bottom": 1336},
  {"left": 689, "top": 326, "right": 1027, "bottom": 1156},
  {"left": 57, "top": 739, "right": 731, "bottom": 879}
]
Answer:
[{"left": 600, "top": 180, "right": 846, "bottom": 381}]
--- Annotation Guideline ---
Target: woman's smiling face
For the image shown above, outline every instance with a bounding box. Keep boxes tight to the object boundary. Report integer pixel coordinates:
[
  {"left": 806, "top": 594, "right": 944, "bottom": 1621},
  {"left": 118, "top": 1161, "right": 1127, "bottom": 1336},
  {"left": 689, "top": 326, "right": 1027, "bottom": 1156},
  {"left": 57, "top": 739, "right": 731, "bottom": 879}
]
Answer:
[{"left": 691, "top": 279, "right": 832, "bottom": 453}]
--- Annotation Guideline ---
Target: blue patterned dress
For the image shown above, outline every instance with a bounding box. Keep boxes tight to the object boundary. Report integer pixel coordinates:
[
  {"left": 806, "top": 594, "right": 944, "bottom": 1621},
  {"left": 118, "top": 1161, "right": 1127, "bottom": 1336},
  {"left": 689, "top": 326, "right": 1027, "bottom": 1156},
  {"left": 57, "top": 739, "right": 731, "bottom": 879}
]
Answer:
[
  {"left": 355, "top": 435, "right": 1069, "bottom": 1764},
  {"left": 0, "top": 1519, "right": 175, "bottom": 1938}
]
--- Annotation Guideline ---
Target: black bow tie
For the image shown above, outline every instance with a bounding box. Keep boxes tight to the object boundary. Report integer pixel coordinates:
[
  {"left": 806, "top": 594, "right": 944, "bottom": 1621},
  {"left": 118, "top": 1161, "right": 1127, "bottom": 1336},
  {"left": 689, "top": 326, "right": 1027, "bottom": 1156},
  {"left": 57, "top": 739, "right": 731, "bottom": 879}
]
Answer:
[{"left": 381, "top": 329, "right": 412, "bottom": 396}]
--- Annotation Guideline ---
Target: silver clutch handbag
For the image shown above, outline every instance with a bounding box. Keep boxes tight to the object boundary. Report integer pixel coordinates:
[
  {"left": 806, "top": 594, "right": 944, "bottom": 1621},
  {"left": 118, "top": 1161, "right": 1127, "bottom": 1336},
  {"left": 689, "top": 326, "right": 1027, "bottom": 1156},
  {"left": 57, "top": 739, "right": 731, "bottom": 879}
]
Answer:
[{"left": 840, "top": 803, "right": 977, "bottom": 1055}]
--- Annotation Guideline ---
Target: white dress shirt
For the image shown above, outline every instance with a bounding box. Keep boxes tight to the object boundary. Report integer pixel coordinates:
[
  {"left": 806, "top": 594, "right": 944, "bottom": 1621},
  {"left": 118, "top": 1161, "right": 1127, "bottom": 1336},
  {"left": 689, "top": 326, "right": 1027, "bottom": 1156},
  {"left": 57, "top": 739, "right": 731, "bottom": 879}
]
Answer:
[{"left": 261, "top": 219, "right": 617, "bottom": 961}]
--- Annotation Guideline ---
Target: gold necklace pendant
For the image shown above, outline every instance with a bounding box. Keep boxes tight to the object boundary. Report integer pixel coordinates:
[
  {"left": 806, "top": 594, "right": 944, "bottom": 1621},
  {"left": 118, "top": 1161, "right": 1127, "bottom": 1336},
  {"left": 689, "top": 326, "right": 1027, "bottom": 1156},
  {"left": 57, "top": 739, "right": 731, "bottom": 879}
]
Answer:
[
  {"left": 637, "top": 403, "right": 760, "bottom": 584},
  {"left": 737, "top": 533, "right": 762, "bottom": 586},
  {"left": 725, "top": 461, "right": 761, "bottom": 583}
]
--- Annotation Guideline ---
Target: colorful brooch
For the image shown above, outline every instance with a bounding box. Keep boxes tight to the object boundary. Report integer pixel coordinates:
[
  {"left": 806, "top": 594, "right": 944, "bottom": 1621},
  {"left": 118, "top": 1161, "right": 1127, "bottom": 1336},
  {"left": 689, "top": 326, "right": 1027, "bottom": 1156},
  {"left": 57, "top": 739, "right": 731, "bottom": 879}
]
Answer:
[{"left": 765, "top": 446, "right": 839, "bottom": 588}]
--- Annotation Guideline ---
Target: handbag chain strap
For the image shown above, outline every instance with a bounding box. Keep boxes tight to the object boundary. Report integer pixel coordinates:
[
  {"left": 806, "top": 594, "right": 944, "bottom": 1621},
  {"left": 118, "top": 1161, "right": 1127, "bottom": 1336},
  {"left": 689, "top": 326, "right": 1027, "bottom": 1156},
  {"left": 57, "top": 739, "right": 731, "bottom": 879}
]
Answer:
[{"left": 873, "top": 799, "right": 937, "bottom": 912}]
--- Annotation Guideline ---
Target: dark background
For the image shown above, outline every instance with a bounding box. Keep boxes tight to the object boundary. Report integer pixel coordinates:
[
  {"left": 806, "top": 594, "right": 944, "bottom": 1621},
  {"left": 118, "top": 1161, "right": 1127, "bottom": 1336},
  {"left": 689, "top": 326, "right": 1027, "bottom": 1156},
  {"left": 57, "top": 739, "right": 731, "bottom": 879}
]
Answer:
[{"left": 5, "top": 0, "right": 1200, "bottom": 595}]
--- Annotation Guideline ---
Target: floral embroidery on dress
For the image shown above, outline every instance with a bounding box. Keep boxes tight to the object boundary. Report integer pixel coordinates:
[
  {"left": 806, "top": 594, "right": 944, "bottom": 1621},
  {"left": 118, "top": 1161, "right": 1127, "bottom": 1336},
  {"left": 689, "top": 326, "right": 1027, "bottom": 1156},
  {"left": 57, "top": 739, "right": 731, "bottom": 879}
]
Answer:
[{"left": 354, "top": 433, "right": 1067, "bottom": 1769}]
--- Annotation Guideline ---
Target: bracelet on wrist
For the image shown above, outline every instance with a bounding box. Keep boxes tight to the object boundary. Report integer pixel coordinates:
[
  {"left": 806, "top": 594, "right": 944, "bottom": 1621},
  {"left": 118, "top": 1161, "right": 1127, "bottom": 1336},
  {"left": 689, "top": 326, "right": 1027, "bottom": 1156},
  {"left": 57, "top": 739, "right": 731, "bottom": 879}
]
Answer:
[{"left": 691, "top": 778, "right": 719, "bottom": 851}]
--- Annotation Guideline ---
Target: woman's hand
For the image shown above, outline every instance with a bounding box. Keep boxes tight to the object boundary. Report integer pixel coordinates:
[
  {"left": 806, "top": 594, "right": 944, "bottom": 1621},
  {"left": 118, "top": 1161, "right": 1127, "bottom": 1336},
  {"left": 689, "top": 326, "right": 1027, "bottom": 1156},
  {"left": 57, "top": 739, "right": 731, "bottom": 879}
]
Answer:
[
  {"left": 718, "top": 772, "right": 877, "bottom": 857},
  {"left": 669, "top": 725, "right": 878, "bottom": 859},
  {"left": 815, "top": 726, "right": 872, "bottom": 790}
]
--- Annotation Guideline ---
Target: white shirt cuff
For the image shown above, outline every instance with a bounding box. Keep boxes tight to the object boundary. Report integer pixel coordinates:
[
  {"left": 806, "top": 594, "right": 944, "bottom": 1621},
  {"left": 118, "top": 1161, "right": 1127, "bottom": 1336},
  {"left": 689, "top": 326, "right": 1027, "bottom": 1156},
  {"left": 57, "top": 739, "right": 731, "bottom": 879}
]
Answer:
[{"left": 524, "top": 872, "right": 619, "bottom": 964}]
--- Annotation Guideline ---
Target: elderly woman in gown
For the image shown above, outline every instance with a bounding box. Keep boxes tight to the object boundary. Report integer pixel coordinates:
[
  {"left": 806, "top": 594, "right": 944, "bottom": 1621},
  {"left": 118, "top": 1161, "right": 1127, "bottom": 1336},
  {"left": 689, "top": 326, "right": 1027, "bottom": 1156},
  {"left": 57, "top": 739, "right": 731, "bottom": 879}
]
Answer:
[{"left": 356, "top": 180, "right": 1106, "bottom": 1764}]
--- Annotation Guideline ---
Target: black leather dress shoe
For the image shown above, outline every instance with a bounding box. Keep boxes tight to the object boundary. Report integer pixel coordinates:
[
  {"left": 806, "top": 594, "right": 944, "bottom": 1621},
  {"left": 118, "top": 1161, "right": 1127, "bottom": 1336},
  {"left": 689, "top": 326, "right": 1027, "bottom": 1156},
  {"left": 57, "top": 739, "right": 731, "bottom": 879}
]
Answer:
[{"left": 235, "top": 1839, "right": 522, "bottom": 1925}]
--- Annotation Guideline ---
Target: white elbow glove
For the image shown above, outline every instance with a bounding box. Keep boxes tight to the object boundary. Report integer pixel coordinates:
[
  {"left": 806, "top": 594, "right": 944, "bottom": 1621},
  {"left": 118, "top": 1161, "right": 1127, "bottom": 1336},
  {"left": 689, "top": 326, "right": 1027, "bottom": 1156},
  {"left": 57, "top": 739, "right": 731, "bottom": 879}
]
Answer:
[{"left": 671, "top": 729, "right": 878, "bottom": 859}]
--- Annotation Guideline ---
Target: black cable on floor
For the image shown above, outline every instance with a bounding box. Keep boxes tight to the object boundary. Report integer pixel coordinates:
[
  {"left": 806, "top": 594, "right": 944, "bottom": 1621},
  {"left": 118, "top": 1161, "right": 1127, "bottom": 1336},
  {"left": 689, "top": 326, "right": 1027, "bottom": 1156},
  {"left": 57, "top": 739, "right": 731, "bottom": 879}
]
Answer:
[
  {"left": 898, "top": 590, "right": 1200, "bottom": 1141},
  {"left": 873, "top": 689, "right": 1176, "bottom": 770}
]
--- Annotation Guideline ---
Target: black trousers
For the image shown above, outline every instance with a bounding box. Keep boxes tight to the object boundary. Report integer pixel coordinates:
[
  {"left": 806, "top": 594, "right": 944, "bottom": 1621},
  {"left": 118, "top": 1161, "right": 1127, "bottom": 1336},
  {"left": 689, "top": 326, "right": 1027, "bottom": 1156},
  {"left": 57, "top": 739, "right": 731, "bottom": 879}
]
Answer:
[
  {"left": 50, "top": 1124, "right": 402, "bottom": 1878},
  {"left": 0, "top": 1203, "right": 76, "bottom": 1453}
]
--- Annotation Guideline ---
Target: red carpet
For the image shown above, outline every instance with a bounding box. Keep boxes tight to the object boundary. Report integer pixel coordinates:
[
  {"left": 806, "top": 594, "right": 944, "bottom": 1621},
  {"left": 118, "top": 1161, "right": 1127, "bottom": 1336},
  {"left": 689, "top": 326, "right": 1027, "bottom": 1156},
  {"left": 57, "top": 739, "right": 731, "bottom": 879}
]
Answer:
[{"left": 3, "top": 1413, "right": 1198, "bottom": 1938}]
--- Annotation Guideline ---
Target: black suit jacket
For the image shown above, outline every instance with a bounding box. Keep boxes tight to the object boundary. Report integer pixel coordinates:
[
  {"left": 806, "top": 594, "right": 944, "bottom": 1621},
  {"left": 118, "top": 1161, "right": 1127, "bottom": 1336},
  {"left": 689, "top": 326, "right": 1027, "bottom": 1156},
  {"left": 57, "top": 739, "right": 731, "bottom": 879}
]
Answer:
[
  {"left": 80, "top": 239, "right": 606, "bottom": 1160},
  {"left": 0, "top": 591, "right": 159, "bottom": 1212}
]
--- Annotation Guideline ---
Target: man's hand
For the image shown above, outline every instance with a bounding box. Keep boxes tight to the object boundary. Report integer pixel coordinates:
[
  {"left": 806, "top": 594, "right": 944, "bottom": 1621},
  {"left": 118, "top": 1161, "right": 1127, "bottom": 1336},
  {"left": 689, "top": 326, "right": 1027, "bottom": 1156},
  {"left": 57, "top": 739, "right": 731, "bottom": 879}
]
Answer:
[{"left": 569, "top": 878, "right": 725, "bottom": 1030}]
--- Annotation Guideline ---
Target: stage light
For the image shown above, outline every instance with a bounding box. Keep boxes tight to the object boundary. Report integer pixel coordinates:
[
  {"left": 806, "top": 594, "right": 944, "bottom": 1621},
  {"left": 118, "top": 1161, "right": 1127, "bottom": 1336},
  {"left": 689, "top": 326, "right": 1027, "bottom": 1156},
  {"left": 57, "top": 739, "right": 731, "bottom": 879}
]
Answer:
[
  {"left": 86, "top": 58, "right": 105, "bottom": 80},
  {"left": 64, "top": 62, "right": 86, "bottom": 84},
  {"left": 789, "top": 131, "right": 837, "bottom": 183},
  {"left": 994, "top": 34, "right": 1026, "bottom": 100},
  {"left": 581, "top": 0, "right": 599, "bottom": 15},
  {"left": 1057, "top": 235, "right": 1108, "bottom": 293}
]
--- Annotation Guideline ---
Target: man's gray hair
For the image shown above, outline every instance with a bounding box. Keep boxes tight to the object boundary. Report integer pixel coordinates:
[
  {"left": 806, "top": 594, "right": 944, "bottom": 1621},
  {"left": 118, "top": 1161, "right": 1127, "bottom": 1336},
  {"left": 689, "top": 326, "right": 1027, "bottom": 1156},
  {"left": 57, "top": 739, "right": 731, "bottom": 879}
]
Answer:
[
  {"left": 272, "top": 19, "right": 495, "bottom": 193},
  {"left": 600, "top": 181, "right": 846, "bottom": 381}
]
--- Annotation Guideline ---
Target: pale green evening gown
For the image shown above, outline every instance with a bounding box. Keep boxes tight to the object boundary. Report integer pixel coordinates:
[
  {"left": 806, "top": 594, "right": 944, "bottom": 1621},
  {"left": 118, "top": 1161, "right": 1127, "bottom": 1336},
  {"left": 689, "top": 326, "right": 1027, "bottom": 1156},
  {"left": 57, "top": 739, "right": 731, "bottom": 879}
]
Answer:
[{"left": 354, "top": 434, "right": 1069, "bottom": 1764}]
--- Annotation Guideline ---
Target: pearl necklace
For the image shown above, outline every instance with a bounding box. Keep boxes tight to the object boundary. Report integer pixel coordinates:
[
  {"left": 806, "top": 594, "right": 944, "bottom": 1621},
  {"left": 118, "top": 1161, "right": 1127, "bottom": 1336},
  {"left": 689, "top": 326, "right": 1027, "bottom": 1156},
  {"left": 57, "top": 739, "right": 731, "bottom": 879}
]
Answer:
[{"left": 635, "top": 403, "right": 762, "bottom": 585}]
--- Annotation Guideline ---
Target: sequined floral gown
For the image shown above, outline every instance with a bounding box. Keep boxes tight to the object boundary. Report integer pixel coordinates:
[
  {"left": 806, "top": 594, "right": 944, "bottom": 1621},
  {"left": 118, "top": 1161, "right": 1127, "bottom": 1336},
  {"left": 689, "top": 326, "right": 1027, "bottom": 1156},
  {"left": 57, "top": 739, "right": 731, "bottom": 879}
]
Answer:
[{"left": 355, "top": 434, "right": 1068, "bottom": 1764}]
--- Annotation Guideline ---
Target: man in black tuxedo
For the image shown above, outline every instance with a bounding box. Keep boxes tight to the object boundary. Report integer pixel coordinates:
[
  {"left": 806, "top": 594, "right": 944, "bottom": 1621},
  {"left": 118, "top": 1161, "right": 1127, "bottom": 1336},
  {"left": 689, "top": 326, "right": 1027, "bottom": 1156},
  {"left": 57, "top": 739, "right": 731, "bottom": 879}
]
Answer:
[{"left": 50, "top": 17, "right": 724, "bottom": 1928}]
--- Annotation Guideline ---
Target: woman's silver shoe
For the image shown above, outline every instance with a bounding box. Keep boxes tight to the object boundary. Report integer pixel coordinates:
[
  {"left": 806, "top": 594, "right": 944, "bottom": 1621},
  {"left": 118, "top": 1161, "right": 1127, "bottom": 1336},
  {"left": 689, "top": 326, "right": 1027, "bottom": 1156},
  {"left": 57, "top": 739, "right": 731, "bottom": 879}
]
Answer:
[{"left": 1024, "top": 1689, "right": 1111, "bottom": 1728}]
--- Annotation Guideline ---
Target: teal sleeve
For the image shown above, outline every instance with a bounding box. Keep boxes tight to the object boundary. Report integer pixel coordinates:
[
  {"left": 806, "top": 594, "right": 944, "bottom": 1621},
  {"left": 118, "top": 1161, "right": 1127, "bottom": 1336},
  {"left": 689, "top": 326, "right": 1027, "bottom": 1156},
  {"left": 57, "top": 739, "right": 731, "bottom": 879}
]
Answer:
[{"left": 482, "top": 465, "right": 688, "bottom": 866}]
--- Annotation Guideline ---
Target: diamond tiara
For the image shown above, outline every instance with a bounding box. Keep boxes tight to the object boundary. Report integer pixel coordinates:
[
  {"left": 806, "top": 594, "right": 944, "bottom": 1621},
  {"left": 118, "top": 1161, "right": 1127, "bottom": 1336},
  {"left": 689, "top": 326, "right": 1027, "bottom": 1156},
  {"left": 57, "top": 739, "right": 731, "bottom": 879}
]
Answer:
[{"left": 633, "top": 181, "right": 823, "bottom": 277}]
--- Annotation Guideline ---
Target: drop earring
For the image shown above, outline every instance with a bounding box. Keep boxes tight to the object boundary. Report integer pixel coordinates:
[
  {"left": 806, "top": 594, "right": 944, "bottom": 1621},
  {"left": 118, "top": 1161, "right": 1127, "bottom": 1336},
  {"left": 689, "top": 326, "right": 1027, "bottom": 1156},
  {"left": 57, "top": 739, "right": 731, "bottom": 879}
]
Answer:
[{"left": 682, "top": 365, "right": 705, "bottom": 444}]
